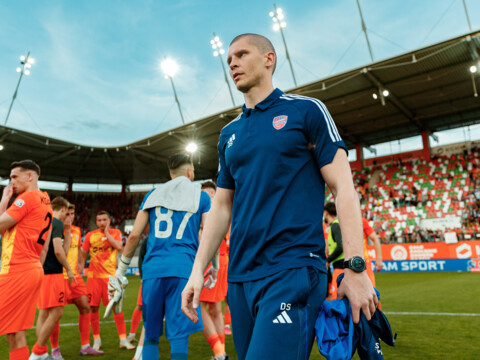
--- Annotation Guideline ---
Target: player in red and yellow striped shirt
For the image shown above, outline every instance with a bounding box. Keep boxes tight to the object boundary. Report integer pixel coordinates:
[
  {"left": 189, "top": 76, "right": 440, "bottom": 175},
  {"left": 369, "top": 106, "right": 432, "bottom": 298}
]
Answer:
[
  {"left": 81, "top": 211, "right": 134, "bottom": 351},
  {"left": 0, "top": 160, "right": 52, "bottom": 360},
  {"left": 50, "top": 204, "right": 103, "bottom": 356}
]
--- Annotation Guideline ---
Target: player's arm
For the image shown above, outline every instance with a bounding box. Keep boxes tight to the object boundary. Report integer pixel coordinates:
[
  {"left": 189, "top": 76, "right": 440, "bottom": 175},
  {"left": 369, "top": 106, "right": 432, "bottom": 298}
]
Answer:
[
  {"left": 0, "top": 184, "right": 13, "bottom": 214},
  {"left": 53, "top": 236, "right": 76, "bottom": 285},
  {"left": 368, "top": 231, "right": 384, "bottom": 271},
  {"left": 104, "top": 220, "right": 123, "bottom": 251},
  {"left": 321, "top": 149, "right": 378, "bottom": 323},
  {"left": 78, "top": 248, "right": 87, "bottom": 274},
  {"left": 0, "top": 213, "right": 16, "bottom": 234},
  {"left": 62, "top": 215, "right": 72, "bottom": 254},
  {"left": 63, "top": 226, "right": 72, "bottom": 255},
  {"left": 40, "top": 228, "right": 52, "bottom": 265},
  {"left": 182, "top": 187, "right": 233, "bottom": 323},
  {"left": 114, "top": 210, "right": 149, "bottom": 278},
  {"left": 79, "top": 234, "right": 91, "bottom": 274},
  {"left": 0, "top": 184, "right": 16, "bottom": 233}
]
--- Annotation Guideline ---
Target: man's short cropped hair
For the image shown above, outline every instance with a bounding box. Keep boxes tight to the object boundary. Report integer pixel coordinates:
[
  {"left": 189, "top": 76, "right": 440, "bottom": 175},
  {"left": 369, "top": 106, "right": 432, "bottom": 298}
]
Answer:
[
  {"left": 168, "top": 153, "right": 193, "bottom": 172},
  {"left": 10, "top": 160, "right": 40, "bottom": 176},
  {"left": 230, "top": 33, "right": 277, "bottom": 74},
  {"left": 68, "top": 204, "right": 75, "bottom": 210},
  {"left": 97, "top": 210, "right": 110, "bottom": 218},
  {"left": 324, "top": 202, "right": 337, "bottom": 217},
  {"left": 201, "top": 181, "right": 217, "bottom": 191},
  {"left": 51, "top": 196, "right": 70, "bottom": 211}
]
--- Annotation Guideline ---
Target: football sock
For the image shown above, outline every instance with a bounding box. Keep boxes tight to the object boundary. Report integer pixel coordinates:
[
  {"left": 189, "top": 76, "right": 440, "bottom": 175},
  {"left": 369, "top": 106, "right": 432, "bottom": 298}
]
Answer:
[
  {"left": 114, "top": 312, "right": 127, "bottom": 339},
  {"left": 50, "top": 322, "right": 60, "bottom": 349},
  {"left": 91, "top": 312, "right": 100, "bottom": 339},
  {"left": 10, "top": 346, "right": 29, "bottom": 360},
  {"left": 130, "top": 308, "right": 142, "bottom": 335},
  {"left": 79, "top": 313, "right": 91, "bottom": 346},
  {"left": 218, "top": 333, "right": 225, "bottom": 345},
  {"left": 224, "top": 312, "right": 231, "bottom": 325},
  {"left": 143, "top": 339, "right": 159, "bottom": 360},
  {"left": 206, "top": 333, "right": 224, "bottom": 356},
  {"left": 170, "top": 336, "right": 188, "bottom": 360},
  {"left": 31, "top": 343, "right": 48, "bottom": 356}
]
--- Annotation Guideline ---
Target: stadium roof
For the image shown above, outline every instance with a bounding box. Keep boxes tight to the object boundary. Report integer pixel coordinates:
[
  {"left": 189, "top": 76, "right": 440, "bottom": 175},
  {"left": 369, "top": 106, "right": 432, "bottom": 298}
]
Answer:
[{"left": 1, "top": 30, "right": 480, "bottom": 186}]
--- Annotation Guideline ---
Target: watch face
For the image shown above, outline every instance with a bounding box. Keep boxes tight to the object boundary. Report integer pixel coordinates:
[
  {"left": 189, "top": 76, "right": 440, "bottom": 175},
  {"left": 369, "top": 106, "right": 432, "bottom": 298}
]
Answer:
[{"left": 351, "top": 256, "right": 366, "bottom": 271}]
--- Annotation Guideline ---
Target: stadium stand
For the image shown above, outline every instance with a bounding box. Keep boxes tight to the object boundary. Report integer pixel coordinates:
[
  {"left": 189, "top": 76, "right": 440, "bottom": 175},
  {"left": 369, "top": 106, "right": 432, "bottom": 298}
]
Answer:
[{"left": 325, "top": 147, "right": 480, "bottom": 244}]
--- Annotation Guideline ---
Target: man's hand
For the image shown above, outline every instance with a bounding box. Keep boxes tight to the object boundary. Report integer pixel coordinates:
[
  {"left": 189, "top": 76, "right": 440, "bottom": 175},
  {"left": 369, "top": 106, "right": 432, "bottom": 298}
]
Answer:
[
  {"left": 67, "top": 269, "right": 77, "bottom": 286},
  {"left": 203, "top": 266, "right": 217, "bottom": 289},
  {"left": 375, "top": 260, "right": 384, "bottom": 272},
  {"left": 181, "top": 270, "right": 205, "bottom": 324},
  {"left": 337, "top": 269, "right": 378, "bottom": 324},
  {"left": 77, "top": 261, "right": 84, "bottom": 275},
  {"left": 1, "top": 184, "right": 13, "bottom": 202},
  {"left": 105, "top": 275, "right": 128, "bottom": 318},
  {"left": 104, "top": 219, "right": 111, "bottom": 235}
]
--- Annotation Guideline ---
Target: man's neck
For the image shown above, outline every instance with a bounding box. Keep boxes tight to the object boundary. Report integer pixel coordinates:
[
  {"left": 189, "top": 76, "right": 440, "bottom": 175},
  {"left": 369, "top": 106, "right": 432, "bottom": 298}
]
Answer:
[
  {"left": 53, "top": 211, "right": 63, "bottom": 221},
  {"left": 23, "top": 183, "right": 39, "bottom": 193},
  {"left": 244, "top": 84, "right": 275, "bottom": 109}
]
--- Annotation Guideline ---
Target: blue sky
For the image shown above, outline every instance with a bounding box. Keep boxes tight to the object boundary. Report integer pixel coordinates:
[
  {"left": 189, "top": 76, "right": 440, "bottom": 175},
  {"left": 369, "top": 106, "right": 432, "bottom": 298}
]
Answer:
[{"left": 1, "top": 0, "right": 479, "bottom": 147}]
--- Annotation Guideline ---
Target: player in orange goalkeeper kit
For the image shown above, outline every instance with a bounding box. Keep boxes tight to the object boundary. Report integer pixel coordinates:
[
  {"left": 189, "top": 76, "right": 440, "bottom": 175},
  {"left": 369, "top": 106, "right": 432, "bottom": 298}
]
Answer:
[
  {"left": 81, "top": 211, "right": 135, "bottom": 351},
  {"left": 0, "top": 160, "right": 52, "bottom": 360}
]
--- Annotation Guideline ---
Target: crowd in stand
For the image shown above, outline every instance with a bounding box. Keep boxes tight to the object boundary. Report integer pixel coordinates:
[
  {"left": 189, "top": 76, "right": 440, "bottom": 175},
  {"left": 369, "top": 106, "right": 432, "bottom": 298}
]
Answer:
[{"left": 345, "top": 147, "right": 480, "bottom": 244}]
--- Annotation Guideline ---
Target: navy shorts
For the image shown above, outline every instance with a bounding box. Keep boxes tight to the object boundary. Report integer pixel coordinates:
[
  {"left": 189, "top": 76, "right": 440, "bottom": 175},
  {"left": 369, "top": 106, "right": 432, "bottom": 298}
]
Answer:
[
  {"left": 142, "top": 277, "right": 203, "bottom": 341},
  {"left": 227, "top": 266, "right": 327, "bottom": 360}
]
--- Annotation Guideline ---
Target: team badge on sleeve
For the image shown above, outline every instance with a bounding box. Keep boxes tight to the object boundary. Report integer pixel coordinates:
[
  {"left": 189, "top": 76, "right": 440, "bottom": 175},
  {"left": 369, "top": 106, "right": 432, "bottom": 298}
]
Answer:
[
  {"left": 273, "top": 115, "right": 288, "bottom": 130},
  {"left": 14, "top": 198, "right": 25, "bottom": 208}
]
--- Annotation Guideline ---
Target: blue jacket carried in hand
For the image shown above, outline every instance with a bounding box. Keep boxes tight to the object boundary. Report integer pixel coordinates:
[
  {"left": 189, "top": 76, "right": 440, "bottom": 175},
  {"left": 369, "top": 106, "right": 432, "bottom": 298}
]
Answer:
[{"left": 315, "top": 274, "right": 396, "bottom": 360}]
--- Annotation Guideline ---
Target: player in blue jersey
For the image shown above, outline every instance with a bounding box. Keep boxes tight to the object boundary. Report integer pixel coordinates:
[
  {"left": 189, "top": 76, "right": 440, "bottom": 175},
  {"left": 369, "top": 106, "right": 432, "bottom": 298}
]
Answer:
[
  {"left": 110, "top": 153, "right": 212, "bottom": 360},
  {"left": 181, "top": 33, "right": 378, "bottom": 360}
]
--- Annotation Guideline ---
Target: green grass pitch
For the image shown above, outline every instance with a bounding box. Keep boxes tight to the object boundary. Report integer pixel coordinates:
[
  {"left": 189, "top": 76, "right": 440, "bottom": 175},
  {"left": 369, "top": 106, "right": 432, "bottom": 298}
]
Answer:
[{"left": 1, "top": 272, "right": 479, "bottom": 359}]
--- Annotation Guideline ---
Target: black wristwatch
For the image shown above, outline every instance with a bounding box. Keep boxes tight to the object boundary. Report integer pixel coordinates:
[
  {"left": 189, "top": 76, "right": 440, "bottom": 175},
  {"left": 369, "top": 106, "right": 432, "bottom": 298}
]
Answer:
[{"left": 344, "top": 256, "right": 367, "bottom": 272}]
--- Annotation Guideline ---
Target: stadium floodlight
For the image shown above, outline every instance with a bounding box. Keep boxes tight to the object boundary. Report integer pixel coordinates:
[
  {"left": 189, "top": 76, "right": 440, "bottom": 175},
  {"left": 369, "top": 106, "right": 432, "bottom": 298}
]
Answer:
[
  {"left": 382, "top": 89, "right": 390, "bottom": 97},
  {"left": 269, "top": 4, "right": 297, "bottom": 87},
  {"left": 161, "top": 58, "right": 178, "bottom": 79},
  {"left": 161, "top": 57, "right": 185, "bottom": 124},
  {"left": 372, "top": 93, "right": 378, "bottom": 100},
  {"left": 4, "top": 51, "right": 34, "bottom": 126},
  {"left": 0, "top": 145, "right": 4, "bottom": 151},
  {"left": 470, "top": 65, "right": 478, "bottom": 73},
  {"left": 211, "top": 33, "right": 236, "bottom": 107},
  {"left": 186, "top": 142, "right": 198, "bottom": 153}
]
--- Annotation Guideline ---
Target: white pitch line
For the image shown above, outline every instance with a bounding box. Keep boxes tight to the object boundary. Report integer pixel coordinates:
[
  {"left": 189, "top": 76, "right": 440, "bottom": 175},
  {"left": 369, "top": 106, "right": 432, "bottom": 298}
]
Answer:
[{"left": 385, "top": 311, "right": 480, "bottom": 317}]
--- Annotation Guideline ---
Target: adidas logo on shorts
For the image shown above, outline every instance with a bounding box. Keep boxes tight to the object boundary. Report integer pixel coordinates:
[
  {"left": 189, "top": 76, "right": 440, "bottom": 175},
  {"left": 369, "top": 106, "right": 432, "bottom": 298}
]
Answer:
[{"left": 272, "top": 310, "right": 293, "bottom": 324}]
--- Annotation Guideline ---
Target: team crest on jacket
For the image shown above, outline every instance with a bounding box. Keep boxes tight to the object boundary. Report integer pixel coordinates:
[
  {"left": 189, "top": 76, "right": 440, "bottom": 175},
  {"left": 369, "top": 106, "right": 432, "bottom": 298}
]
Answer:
[{"left": 272, "top": 115, "right": 288, "bottom": 130}]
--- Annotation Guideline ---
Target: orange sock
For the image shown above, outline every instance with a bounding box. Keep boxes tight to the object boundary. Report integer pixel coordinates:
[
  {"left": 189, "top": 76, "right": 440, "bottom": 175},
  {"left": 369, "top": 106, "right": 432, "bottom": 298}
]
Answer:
[
  {"left": 32, "top": 343, "right": 48, "bottom": 355},
  {"left": 130, "top": 308, "right": 142, "bottom": 334},
  {"left": 224, "top": 312, "right": 231, "bottom": 325},
  {"left": 50, "top": 321, "right": 60, "bottom": 349},
  {"left": 9, "top": 346, "right": 29, "bottom": 360},
  {"left": 79, "top": 313, "right": 91, "bottom": 346},
  {"left": 91, "top": 312, "right": 100, "bottom": 339},
  {"left": 206, "top": 333, "right": 225, "bottom": 356},
  {"left": 218, "top": 333, "right": 225, "bottom": 345},
  {"left": 114, "top": 312, "right": 127, "bottom": 339}
]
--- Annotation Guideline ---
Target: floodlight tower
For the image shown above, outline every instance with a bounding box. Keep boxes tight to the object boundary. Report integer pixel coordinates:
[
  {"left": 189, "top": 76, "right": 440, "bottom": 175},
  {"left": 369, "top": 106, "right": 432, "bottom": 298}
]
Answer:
[
  {"left": 269, "top": 4, "right": 297, "bottom": 87},
  {"left": 4, "top": 52, "right": 35, "bottom": 126},
  {"left": 211, "top": 33, "right": 236, "bottom": 107},
  {"left": 161, "top": 58, "right": 185, "bottom": 124}
]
